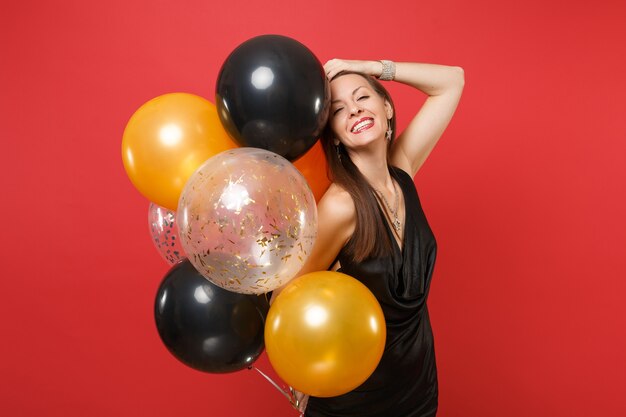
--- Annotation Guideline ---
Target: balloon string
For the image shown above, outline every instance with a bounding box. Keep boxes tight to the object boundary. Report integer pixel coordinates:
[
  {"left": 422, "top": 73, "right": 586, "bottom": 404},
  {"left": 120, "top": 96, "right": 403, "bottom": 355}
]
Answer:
[{"left": 248, "top": 366, "right": 298, "bottom": 410}]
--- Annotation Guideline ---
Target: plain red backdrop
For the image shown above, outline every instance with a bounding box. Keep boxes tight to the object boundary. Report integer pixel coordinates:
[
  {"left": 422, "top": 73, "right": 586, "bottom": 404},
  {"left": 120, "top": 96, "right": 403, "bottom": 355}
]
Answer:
[{"left": 1, "top": 0, "right": 625, "bottom": 416}]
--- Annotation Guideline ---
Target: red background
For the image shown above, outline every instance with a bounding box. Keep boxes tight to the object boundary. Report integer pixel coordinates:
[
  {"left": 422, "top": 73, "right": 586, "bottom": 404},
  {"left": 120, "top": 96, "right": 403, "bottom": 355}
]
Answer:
[{"left": 1, "top": 1, "right": 625, "bottom": 416}]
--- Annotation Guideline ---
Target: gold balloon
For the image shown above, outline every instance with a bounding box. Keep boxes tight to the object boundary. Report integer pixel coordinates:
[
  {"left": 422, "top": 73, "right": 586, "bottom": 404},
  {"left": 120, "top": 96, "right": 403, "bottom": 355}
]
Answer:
[
  {"left": 122, "top": 93, "right": 237, "bottom": 210},
  {"left": 265, "top": 271, "right": 386, "bottom": 397}
]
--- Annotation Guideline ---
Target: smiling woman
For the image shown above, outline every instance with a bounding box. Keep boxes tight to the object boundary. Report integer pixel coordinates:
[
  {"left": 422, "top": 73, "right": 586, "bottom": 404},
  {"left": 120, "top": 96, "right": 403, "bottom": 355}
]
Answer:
[
  {"left": 329, "top": 75, "right": 394, "bottom": 154},
  {"left": 277, "top": 59, "right": 465, "bottom": 417}
]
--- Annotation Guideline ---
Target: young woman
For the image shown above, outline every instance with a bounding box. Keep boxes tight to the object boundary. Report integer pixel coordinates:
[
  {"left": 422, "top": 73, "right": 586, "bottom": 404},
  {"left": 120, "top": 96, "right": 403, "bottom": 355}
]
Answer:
[{"left": 290, "top": 58, "right": 464, "bottom": 416}]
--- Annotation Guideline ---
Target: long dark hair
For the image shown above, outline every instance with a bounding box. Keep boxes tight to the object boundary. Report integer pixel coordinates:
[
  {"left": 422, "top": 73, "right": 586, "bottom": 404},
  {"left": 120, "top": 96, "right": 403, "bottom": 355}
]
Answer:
[{"left": 321, "top": 71, "right": 397, "bottom": 262}]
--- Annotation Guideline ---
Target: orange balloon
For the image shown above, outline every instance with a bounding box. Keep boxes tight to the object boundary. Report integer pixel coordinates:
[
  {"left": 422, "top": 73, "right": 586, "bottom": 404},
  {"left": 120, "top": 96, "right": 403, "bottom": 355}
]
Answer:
[
  {"left": 121, "top": 93, "right": 237, "bottom": 210},
  {"left": 293, "top": 142, "right": 330, "bottom": 202},
  {"left": 265, "top": 271, "right": 386, "bottom": 397}
]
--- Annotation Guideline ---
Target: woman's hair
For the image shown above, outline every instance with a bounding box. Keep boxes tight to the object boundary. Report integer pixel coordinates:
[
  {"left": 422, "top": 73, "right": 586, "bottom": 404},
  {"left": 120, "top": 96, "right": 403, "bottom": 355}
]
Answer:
[{"left": 321, "top": 71, "right": 397, "bottom": 262}]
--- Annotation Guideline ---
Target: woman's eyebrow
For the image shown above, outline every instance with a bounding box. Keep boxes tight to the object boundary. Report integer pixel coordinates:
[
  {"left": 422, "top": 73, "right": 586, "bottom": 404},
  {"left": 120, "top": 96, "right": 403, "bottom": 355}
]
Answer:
[{"left": 331, "top": 86, "right": 366, "bottom": 105}]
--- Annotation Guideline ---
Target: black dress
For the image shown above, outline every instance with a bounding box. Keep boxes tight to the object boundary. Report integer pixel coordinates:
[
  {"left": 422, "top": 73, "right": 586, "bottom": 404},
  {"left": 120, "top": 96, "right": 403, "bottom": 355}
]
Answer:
[{"left": 305, "top": 167, "right": 438, "bottom": 417}]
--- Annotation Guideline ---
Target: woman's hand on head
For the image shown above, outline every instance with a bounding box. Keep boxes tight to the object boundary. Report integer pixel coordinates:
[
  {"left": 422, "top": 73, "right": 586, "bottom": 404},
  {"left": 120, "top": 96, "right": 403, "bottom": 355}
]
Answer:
[{"left": 324, "top": 59, "right": 381, "bottom": 80}]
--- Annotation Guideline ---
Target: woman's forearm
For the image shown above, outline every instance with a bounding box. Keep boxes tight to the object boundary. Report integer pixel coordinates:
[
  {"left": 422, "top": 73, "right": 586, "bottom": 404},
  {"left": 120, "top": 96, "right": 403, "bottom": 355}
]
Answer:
[
  {"left": 377, "top": 61, "right": 465, "bottom": 96},
  {"left": 324, "top": 59, "right": 464, "bottom": 96}
]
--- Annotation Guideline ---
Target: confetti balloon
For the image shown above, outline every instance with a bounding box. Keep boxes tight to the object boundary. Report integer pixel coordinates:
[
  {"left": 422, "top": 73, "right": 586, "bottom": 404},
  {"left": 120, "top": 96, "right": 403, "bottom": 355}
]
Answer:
[
  {"left": 177, "top": 148, "right": 317, "bottom": 294},
  {"left": 148, "top": 202, "right": 185, "bottom": 265}
]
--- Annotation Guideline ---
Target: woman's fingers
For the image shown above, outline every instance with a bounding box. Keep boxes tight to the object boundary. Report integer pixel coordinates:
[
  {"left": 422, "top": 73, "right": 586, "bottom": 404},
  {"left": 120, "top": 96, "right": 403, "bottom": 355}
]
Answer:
[
  {"left": 323, "top": 59, "right": 378, "bottom": 79},
  {"left": 297, "top": 393, "right": 309, "bottom": 413},
  {"left": 289, "top": 388, "right": 309, "bottom": 413},
  {"left": 324, "top": 58, "right": 347, "bottom": 79}
]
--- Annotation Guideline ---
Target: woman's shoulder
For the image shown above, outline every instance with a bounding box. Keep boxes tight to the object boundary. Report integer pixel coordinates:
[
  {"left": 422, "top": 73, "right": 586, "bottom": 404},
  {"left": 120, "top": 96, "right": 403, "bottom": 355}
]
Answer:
[
  {"left": 319, "top": 183, "right": 354, "bottom": 211},
  {"left": 317, "top": 183, "right": 356, "bottom": 238}
]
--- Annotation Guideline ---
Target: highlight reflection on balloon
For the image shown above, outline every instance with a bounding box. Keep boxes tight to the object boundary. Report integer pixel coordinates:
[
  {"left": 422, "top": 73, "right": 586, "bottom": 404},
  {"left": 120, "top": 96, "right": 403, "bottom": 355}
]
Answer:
[
  {"left": 148, "top": 203, "right": 185, "bottom": 265},
  {"left": 265, "top": 271, "right": 386, "bottom": 397},
  {"left": 177, "top": 148, "right": 317, "bottom": 294}
]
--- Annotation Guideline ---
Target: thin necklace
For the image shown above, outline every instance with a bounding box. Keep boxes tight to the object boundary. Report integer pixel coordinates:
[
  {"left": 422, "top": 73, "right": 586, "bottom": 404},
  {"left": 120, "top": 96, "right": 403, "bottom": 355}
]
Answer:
[{"left": 374, "top": 181, "right": 402, "bottom": 233}]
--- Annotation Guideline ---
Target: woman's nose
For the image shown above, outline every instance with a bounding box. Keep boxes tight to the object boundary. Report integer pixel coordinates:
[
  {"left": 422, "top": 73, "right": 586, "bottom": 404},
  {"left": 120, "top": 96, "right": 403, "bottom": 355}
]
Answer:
[{"left": 350, "top": 106, "right": 361, "bottom": 116}]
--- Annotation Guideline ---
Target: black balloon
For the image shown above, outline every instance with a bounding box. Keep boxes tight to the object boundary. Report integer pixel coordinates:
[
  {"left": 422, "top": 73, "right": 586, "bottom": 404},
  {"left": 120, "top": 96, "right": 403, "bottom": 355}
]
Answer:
[
  {"left": 154, "top": 260, "right": 269, "bottom": 373},
  {"left": 216, "top": 34, "right": 330, "bottom": 161}
]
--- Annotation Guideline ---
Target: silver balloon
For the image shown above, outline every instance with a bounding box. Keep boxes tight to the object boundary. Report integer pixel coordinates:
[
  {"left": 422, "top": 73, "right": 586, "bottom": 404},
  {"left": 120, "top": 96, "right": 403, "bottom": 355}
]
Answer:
[
  {"left": 148, "top": 203, "right": 185, "bottom": 265},
  {"left": 177, "top": 148, "right": 317, "bottom": 294}
]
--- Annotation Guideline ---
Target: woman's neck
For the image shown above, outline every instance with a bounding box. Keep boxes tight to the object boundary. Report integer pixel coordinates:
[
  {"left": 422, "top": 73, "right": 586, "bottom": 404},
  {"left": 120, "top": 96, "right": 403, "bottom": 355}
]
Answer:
[{"left": 348, "top": 148, "right": 394, "bottom": 192}]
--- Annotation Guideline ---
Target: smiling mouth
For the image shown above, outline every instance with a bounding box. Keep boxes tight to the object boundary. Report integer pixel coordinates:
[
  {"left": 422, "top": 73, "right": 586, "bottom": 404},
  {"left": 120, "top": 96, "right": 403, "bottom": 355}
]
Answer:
[{"left": 351, "top": 118, "right": 374, "bottom": 133}]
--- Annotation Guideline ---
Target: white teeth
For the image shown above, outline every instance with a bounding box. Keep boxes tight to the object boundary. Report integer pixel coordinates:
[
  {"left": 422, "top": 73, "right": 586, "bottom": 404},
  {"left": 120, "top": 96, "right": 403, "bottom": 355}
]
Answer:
[{"left": 351, "top": 119, "right": 373, "bottom": 132}]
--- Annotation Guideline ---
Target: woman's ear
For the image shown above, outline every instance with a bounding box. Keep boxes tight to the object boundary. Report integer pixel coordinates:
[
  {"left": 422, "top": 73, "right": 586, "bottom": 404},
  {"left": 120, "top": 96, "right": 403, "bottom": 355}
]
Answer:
[{"left": 384, "top": 100, "right": 394, "bottom": 120}]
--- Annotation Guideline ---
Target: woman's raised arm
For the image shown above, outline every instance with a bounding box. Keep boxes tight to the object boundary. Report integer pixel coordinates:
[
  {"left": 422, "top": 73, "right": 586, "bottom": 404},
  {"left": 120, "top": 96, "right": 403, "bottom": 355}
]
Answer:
[
  {"left": 324, "top": 59, "right": 465, "bottom": 177},
  {"left": 388, "top": 62, "right": 464, "bottom": 176}
]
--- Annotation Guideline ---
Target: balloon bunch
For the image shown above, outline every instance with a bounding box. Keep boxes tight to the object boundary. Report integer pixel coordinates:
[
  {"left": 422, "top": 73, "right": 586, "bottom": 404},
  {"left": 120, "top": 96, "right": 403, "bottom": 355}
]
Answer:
[
  {"left": 121, "top": 34, "right": 330, "bottom": 375},
  {"left": 122, "top": 34, "right": 385, "bottom": 402}
]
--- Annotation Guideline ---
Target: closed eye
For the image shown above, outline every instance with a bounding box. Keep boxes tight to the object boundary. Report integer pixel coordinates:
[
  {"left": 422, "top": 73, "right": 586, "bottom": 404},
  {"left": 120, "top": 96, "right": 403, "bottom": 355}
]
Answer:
[
  {"left": 357, "top": 95, "right": 369, "bottom": 101},
  {"left": 332, "top": 107, "right": 344, "bottom": 116}
]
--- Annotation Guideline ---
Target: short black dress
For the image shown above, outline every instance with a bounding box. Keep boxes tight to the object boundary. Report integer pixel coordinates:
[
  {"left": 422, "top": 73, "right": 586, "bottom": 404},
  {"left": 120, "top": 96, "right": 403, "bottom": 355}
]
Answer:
[{"left": 305, "top": 167, "right": 439, "bottom": 417}]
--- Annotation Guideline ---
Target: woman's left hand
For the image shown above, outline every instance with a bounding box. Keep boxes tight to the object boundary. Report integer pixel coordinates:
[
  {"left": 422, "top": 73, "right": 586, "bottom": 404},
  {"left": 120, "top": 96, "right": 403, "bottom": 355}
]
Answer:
[
  {"left": 323, "top": 59, "right": 381, "bottom": 80},
  {"left": 290, "top": 387, "right": 309, "bottom": 415}
]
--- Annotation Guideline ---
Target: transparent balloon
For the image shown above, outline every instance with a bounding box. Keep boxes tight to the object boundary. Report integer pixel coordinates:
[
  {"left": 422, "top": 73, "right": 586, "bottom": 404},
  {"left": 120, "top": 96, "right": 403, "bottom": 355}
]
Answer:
[
  {"left": 148, "top": 203, "right": 185, "bottom": 265},
  {"left": 177, "top": 148, "right": 317, "bottom": 294}
]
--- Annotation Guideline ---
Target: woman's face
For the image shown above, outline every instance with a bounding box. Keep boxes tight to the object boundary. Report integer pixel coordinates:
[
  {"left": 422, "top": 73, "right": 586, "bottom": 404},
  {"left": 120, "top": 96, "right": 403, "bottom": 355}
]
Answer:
[{"left": 328, "top": 73, "right": 393, "bottom": 151}]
